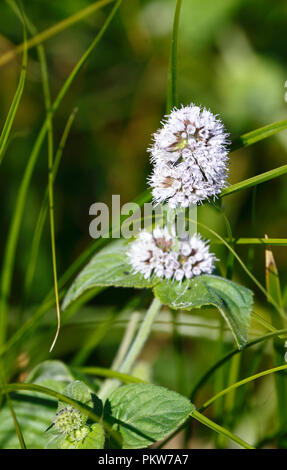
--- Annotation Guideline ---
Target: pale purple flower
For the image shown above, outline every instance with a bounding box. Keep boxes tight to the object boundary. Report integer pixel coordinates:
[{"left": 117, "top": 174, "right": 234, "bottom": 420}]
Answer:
[
  {"left": 148, "top": 104, "right": 229, "bottom": 207},
  {"left": 127, "top": 227, "right": 215, "bottom": 282}
]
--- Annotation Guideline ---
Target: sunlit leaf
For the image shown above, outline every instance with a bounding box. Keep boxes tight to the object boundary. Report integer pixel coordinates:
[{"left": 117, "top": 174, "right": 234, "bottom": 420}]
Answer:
[
  {"left": 62, "top": 240, "right": 159, "bottom": 311},
  {"left": 154, "top": 275, "right": 253, "bottom": 349},
  {"left": 105, "top": 383, "right": 193, "bottom": 449}
]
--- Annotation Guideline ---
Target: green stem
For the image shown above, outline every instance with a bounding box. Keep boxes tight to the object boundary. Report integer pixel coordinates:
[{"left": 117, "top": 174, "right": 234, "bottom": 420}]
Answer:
[
  {"left": 98, "top": 298, "right": 162, "bottom": 400},
  {"left": 191, "top": 410, "right": 254, "bottom": 449},
  {"left": 0, "top": 382, "right": 121, "bottom": 444},
  {"left": 0, "top": 6, "right": 27, "bottom": 165},
  {"left": 190, "top": 328, "right": 287, "bottom": 402},
  {"left": 75, "top": 366, "right": 145, "bottom": 384},
  {"left": 199, "top": 363, "right": 287, "bottom": 412},
  {"left": 221, "top": 163, "right": 287, "bottom": 198},
  {"left": 166, "top": 0, "right": 182, "bottom": 112},
  {"left": 119, "top": 298, "right": 162, "bottom": 374},
  {"left": 0, "top": 0, "right": 122, "bottom": 347},
  {"left": 111, "top": 311, "right": 141, "bottom": 370},
  {"left": 0, "top": 366, "right": 26, "bottom": 449},
  {"left": 24, "top": 109, "right": 77, "bottom": 298},
  {"left": 188, "top": 217, "right": 286, "bottom": 319},
  {"left": 0, "top": 0, "right": 116, "bottom": 67}
]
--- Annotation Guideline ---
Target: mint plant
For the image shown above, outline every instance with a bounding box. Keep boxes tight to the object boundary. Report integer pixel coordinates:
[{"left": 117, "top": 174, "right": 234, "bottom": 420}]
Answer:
[{"left": 1, "top": 0, "right": 287, "bottom": 451}]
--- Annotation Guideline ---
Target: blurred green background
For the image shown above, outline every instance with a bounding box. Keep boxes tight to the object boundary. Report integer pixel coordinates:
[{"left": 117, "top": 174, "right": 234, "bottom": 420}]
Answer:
[
  {"left": 0, "top": 0, "right": 286, "bottom": 302},
  {"left": 0, "top": 0, "right": 287, "bottom": 448}
]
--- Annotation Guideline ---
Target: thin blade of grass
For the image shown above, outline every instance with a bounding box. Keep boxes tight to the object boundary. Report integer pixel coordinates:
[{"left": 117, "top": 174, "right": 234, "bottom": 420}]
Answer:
[
  {"left": 166, "top": 0, "right": 182, "bottom": 112},
  {"left": 223, "top": 238, "right": 287, "bottom": 246},
  {"left": 191, "top": 410, "right": 254, "bottom": 449},
  {"left": 190, "top": 328, "right": 287, "bottom": 403},
  {"left": 24, "top": 109, "right": 77, "bottom": 298},
  {"left": 193, "top": 218, "right": 286, "bottom": 319},
  {"left": 265, "top": 236, "right": 287, "bottom": 438},
  {"left": 0, "top": 4, "right": 27, "bottom": 165},
  {"left": 3, "top": 80, "right": 287, "bottom": 358},
  {"left": 0, "top": 366, "right": 26, "bottom": 449},
  {"left": 0, "top": 0, "right": 116, "bottom": 67},
  {"left": 6, "top": 0, "right": 56, "bottom": 314},
  {"left": 222, "top": 163, "right": 287, "bottom": 197},
  {"left": 6, "top": 395, "right": 27, "bottom": 449},
  {"left": 0, "top": 0, "right": 122, "bottom": 347},
  {"left": 199, "top": 363, "right": 287, "bottom": 413},
  {"left": 0, "top": 382, "right": 121, "bottom": 445},
  {"left": 74, "top": 366, "right": 145, "bottom": 384},
  {"left": 265, "top": 236, "right": 283, "bottom": 307},
  {"left": 231, "top": 119, "right": 287, "bottom": 151}
]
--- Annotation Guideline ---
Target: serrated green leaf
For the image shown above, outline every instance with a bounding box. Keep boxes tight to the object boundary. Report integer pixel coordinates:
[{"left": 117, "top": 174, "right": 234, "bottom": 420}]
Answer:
[
  {"left": 62, "top": 240, "right": 159, "bottom": 311},
  {"left": 46, "top": 423, "right": 105, "bottom": 449},
  {"left": 0, "top": 361, "right": 83, "bottom": 448},
  {"left": 58, "top": 380, "right": 93, "bottom": 411},
  {"left": 26, "top": 360, "right": 74, "bottom": 387},
  {"left": 79, "top": 423, "right": 105, "bottom": 449},
  {"left": 45, "top": 433, "right": 66, "bottom": 449},
  {"left": 154, "top": 275, "right": 253, "bottom": 349},
  {"left": 0, "top": 366, "right": 71, "bottom": 449},
  {"left": 0, "top": 399, "right": 56, "bottom": 449},
  {"left": 105, "top": 383, "right": 193, "bottom": 449}
]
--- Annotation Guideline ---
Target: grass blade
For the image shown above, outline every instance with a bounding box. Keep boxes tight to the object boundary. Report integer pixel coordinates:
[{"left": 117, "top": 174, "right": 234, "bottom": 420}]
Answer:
[
  {"left": 0, "top": 382, "right": 121, "bottom": 445},
  {"left": 0, "top": 4, "right": 27, "bottom": 165},
  {"left": 189, "top": 328, "right": 287, "bottom": 402},
  {"left": 191, "top": 410, "right": 254, "bottom": 449},
  {"left": 200, "top": 363, "right": 287, "bottom": 413},
  {"left": 265, "top": 236, "right": 283, "bottom": 307},
  {"left": 223, "top": 238, "right": 287, "bottom": 246},
  {"left": 0, "top": 0, "right": 116, "bottom": 67},
  {"left": 24, "top": 109, "right": 77, "bottom": 298},
  {"left": 75, "top": 366, "right": 145, "bottom": 384},
  {"left": 222, "top": 163, "right": 287, "bottom": 197},
  {"left": 166, "top": 0, "right": 182, "bottom": 112},
  {"left": 6, "top": 395, "right": 27, "bottom": 449},
  {"left": 265, "top": 237, "right": 287, "bottom": 438},
  {"left": 0, "top": 0, "right": 122, "bottom": 347},
  {"left": 231, "top": 119, "right": 287, "bottom": 151},
  {"left": 192, "top": 218, "right": 285, "bottom": 319},
  {"left": 0, "top": 365, "right": 26, "bottom": 449}
]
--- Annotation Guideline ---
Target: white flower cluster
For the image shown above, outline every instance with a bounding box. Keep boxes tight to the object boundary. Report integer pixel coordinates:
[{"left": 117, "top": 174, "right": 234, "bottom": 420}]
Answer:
[
  {"left": 127, "top": 227, "right": 215, "bottom": 282},
  {"left": 148, "top": 104, "right": 229, "bottom": 207}
]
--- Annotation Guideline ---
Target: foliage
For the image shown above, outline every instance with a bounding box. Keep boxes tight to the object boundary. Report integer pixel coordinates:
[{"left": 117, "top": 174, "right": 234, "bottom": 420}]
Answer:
[{"left": 0, "top": 0, "right": 287, "bottom": 451}]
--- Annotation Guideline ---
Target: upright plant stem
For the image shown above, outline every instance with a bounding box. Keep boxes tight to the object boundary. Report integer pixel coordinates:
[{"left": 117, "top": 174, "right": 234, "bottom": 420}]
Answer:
[
  {"left": 0, "top": 367, "right": 26, "bottom": 449},
  {"left": 97, "top": 312, "right": 140, "bottom": 399},
  {"left": 0, "top": 0, "right": 122, "bottom": 347},
  {"left": 265, "top": 240, "right": 287, "bottom": 439},
  {"left": 111, "top": 312, "right": 141, "bottom": 370},
  {"left": 192, "top": 410, "right": 254, "bottom": 449},
  {"left": 166, "top": 0, "right": 182, "bottom": 112},
  {"left": 0, "top": 4, "right": 27, "bottom": 165},
  {"left": 190, "top": 328, "right": 287, "bottom": 403},
  {"left": 199, "top": 363, "right": 287, "bottom": 413},
  {"left": 24, "top": 109, "right": 77, "bottom": 298},
  {"left": 119, "top": 298, "right": 162, "bottom": 374},
  {"left": 29, "top": 4, "right": 62, "bottom": 352},
  {"left": 98, "top": 298, "right": 162, "bottom": 400}
]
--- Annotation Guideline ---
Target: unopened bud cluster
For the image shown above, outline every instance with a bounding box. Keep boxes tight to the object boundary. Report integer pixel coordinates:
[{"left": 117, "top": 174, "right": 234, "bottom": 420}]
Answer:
[{"left": 54, "top": 406, "right": 86, "bottom": 436}]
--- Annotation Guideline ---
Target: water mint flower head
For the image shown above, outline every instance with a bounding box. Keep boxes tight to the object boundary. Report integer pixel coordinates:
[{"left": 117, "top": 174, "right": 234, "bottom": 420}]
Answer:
[
  {"left": 54, "top": 406, "right": 86, "bottom": 435},
  {"left": 148, "top": 104, "right": 229, "bottom": 207},
  {"left": 70, "top": 426, "right": 89, "bottom": 443},
  {"left": 127, "top": 227, "right": 215, "bottom": 282}
]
